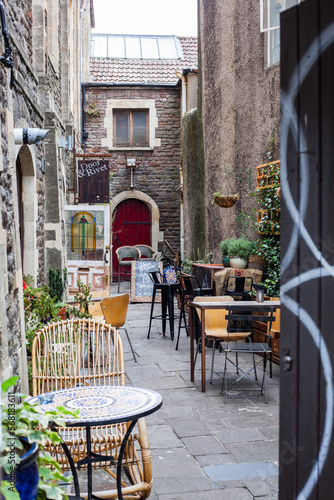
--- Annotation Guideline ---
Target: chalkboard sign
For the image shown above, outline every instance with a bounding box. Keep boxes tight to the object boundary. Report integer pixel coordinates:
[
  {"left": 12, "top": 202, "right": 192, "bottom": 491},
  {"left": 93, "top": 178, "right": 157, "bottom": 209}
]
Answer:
[{"left": 130, "top": 261, "right": 163, "bottom": 303}]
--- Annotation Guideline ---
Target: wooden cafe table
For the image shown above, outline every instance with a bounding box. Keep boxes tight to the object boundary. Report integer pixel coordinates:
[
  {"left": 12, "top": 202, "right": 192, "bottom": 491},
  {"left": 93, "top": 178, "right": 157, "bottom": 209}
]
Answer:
[{"left": 189, "top": 299, "right": 280, "bottom": 392}]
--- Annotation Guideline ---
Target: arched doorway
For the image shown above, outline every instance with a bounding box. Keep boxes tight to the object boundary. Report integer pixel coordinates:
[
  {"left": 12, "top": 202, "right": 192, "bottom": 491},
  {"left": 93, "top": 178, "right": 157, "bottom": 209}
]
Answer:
[{"left": 112, "top": 199, "right": 151, "bottom": 280}]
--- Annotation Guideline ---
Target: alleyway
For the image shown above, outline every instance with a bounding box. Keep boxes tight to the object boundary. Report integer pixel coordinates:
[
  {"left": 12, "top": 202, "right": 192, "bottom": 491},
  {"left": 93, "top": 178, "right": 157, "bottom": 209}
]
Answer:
[{"left": 85, "top": 283, "right": 279, "bottom": 500}]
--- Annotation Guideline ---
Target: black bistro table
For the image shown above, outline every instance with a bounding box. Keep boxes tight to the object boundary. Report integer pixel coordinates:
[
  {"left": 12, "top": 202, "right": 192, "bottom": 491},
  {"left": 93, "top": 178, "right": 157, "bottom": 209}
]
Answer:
[{"left": 29, "top": 385, "right": 162, "bottom": 500}]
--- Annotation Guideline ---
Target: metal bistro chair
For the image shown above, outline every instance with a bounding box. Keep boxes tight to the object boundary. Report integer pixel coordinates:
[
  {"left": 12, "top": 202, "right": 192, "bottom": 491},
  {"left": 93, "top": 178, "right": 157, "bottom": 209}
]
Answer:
[
  {"left": 134, "top": 244, "right": 157, "bottom": 260},
  {"left": 193, "top": 296, "right": 254, "bottom": 384},
  {"left": 116, "top": 246, "right": 141, "bottom": 293},
  {"left": 175, "top": 274, "right": 213, "bottom": 350},
  {"left": 221, "top": 307, "right": 275, "bottom": 402},
  {"left": 101, "top": 293, "right": 137, "bottom": 362},
  {"left": 32, "top": 319, "right": 153, "bottom": 499},
  {"left": 226, "top": 276, "right": 254, "bottom": 301},
  {"left": 147, "top": 270, "right": 179, "bottom": 341}
]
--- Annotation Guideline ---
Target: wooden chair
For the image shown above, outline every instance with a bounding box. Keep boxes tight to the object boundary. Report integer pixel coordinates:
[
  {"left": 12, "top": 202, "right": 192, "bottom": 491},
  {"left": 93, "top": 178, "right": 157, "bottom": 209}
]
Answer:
[
  {"left": 134, "top": 244, "right": 156, "bottom": 260},
  {"left": 101, "top": 294, "right": 137, "bottom": 362},
  {"left": 266, "top": 297, "right": 281, "bottom": 377},
  {"left": 116, "top": 246, "right": 141, "bottom": 293},
  {"left": 32, "top": 318, "right": 153, "bottom": 499},
  {"left": 193, "top": 296, "right": 252, "bottom": 384}
]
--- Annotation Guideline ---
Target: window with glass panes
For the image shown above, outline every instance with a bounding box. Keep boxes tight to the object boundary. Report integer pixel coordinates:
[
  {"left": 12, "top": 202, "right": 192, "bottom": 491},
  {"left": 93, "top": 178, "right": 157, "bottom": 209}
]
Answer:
[{"left": 114, "top": 110, "right": 149, "bottom": 147}]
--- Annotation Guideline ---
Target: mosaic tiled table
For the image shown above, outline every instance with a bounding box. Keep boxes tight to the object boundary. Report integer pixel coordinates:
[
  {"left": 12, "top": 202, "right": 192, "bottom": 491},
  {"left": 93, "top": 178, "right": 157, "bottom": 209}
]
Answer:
[{"left": 29, "top": 385, "right": 163, "bottom": 500}]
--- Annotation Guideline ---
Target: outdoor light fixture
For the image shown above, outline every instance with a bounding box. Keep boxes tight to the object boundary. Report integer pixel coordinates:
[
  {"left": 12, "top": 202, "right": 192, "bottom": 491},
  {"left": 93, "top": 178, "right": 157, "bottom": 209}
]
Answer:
[
  {"left": 58, "top": 136, "right": 73, "bottom": 151},
  {"left": 14, "top": 128, "right": 49, "bottom": 145},
  {"left": 126, "top": 158, "right": 136, "bottom": 188}
]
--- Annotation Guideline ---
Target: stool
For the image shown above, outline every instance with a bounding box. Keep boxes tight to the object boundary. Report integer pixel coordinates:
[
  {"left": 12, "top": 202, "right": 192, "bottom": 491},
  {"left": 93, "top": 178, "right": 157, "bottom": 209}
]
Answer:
[
  {"left": 147, "top": 271, "right": 179, "bottom": 341},
  {"left": 175, "top": 274, "right": 213, "bottom": 350}
]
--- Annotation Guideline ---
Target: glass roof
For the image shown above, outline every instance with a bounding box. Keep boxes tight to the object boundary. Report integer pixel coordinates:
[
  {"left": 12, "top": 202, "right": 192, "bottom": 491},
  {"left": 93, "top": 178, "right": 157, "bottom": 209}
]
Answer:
[{"left": 91, "top": 34, "right": 183, "bottom": 60}]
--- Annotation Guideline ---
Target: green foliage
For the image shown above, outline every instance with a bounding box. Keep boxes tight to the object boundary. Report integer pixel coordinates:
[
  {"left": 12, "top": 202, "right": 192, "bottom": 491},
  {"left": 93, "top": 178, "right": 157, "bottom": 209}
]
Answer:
[
  {"left": 0, "top": 377, "right": 79, "bottom": 500},
  {"left": 69, "top": 280, "right": 92, "bottom": 319},
  {"left": 48, "top": 268, "right": 67, "bottom": 303},
  {"left": 219, "top": 238, "right": 233, "bottom": 256},
  {"left": 227, "top": 238, "right": 256, "bottom": 261},
  {"left": 258, "top": 235, "right": 280, "bottom": 297},
  {"left": 181, "top": 251, "right": 213, "bottom": 275}
]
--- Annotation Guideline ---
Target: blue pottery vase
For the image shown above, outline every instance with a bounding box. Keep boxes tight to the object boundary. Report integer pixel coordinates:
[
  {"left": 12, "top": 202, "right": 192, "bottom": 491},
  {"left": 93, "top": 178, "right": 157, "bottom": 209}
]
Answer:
[{"left": 2, "top": 438, "right": 39, "bottom": 500}]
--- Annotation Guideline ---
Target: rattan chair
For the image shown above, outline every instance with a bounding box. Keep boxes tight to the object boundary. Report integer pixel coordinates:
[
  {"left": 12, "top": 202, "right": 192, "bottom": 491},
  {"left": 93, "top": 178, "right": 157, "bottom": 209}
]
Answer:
[
  {"left": 193, "top": 296, "right": 252, "bottom": 384},
  {"left": 32, "top": 318, "right": 153, "bottom": 499}
]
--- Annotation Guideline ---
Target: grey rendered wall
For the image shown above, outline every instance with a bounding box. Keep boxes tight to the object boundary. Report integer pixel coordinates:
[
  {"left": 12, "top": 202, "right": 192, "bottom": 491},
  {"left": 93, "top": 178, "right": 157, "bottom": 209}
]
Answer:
[{"left": 198, "top": 0, "right": 280, "bottom": 261}]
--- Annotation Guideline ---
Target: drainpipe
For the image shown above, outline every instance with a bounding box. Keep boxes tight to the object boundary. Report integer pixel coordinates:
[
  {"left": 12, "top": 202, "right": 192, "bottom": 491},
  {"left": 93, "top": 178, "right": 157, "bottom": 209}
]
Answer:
[{"left": 179, "top": 74, "right": 187, "bottom": 261}]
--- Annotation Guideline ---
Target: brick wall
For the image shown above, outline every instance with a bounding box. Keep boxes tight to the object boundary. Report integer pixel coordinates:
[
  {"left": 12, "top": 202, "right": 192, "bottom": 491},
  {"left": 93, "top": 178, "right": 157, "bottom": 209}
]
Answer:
[{"left": 84, "top": 86, "right": 182, "bottom": 252}]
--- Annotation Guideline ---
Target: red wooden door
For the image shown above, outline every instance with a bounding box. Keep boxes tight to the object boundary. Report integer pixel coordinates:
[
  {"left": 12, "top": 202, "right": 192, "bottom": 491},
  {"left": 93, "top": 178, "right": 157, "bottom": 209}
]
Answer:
[{"left": 112, "top": 199, "right": 151, "bottom": 280}]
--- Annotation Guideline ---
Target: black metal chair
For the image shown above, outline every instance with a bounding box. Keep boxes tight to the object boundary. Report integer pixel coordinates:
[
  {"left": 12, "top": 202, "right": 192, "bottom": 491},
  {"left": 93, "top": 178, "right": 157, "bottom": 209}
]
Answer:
[
  {"left": 147, "top": 271, "right": 180, "bottom": 341},
  {"left": 175, "top": 274, "right": 213, "bottom": 350},
  {"left": 226, "top": 276, "right": 254, "bottom": 301}
]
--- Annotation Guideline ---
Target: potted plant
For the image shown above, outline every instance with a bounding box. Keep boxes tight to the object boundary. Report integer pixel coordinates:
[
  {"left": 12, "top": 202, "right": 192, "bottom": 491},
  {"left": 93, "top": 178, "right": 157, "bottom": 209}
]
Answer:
[
  {"left": 0, "top": 376, "right": 78, "bottom": 500},
  {"left": 212, "top": 191, "right": 239, "bottom": 208},
  {"left": 219, "top": 239, "right": 232, "bottom": 267},
  {"left": 69, "top": 280, "right": 93, "bottom": 319},
  {"left": 227, "top": 238, "right": 256, "bottom": 269}
]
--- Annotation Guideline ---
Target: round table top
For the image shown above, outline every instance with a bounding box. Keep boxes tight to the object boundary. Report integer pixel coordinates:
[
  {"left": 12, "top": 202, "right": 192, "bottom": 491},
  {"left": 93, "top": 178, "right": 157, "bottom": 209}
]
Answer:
[{"left": 29, "top": 385, "right": 162, "bottom": 427}]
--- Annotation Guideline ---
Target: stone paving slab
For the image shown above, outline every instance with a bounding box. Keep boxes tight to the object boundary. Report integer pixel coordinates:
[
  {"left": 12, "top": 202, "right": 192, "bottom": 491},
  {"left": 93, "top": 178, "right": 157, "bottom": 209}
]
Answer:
[
  {"left": 203, "top": 462, "right": 278, "bottom": 481},
  {"left": 96, "top": 285, "right": 280, "bottom": 498}
]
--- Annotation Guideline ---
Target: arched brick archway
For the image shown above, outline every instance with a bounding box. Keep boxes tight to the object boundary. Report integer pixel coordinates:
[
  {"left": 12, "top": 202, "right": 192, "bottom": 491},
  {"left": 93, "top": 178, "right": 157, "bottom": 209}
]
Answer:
[{"left": 110, "top": 190, "right": 163, "bottom": 280}]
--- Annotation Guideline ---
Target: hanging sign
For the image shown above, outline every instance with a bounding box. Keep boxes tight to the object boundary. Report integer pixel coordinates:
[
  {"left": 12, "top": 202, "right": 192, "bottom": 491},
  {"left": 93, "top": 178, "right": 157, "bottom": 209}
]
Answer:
[{"left": 78, "top": 159, "right": 109, "bottom": 204}]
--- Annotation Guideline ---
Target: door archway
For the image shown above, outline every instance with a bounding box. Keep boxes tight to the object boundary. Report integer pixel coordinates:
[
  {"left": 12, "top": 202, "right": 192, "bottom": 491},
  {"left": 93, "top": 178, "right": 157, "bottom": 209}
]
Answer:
[{"left": 112, "top": 198, "right": 151, "bottom": 280}]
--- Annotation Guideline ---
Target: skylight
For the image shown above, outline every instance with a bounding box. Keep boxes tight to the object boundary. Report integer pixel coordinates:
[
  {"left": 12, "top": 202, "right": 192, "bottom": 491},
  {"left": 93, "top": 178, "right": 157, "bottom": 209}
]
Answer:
[{"left": 91, "top": 34, "right": 183, "bottom": 60}]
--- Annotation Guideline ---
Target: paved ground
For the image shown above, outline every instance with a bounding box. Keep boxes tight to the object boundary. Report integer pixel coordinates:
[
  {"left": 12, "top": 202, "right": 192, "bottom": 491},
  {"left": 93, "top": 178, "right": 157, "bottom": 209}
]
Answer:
[{"left": 77, "top": 283, "right": 279, "bottom": 499}]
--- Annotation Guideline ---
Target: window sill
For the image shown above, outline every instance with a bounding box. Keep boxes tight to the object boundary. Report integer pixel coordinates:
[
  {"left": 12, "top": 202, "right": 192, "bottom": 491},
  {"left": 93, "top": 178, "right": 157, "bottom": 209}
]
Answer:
[{"left": 109, "top": 147, "right": 155, "bottom": 151}]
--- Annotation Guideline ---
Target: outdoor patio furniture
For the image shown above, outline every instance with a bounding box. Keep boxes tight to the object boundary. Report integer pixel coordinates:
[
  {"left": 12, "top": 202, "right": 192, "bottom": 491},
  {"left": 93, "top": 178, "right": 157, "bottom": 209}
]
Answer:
[
  {"left": 193, "top": 295, "right": 255, "bottom": 384},
  {"left": 101, "top": 293, "right": 137, "bottom": 362},
  {"left": 147, "top": 270, "right": 179, "bottom": 341},
  {"left": 31, "top": 318, "right": 153, "bottom": 499},
  {"left": 134, "top": 244, "right": 157, "bottom": 260},
  {"left": 221, "top": 307, "right": 275, "bottom": 402},
  {"left": 175, "top": 274, "right": 213, "bottom": 350},
  {"left": 116, "top": 245, "right": 141, "bottom": 293},
  {"left": 226, "top": 276, "right": 254, "bottom": 301}
]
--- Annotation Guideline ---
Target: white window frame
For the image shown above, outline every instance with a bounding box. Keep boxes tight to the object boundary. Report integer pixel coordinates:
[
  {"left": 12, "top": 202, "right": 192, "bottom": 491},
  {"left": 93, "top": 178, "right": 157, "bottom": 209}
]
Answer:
[
  {"left": 102, "top": 99, "right": 161, "bottom": 151},
  {"left": 260, "top": 0, "right": 301, "bottom": 67}
]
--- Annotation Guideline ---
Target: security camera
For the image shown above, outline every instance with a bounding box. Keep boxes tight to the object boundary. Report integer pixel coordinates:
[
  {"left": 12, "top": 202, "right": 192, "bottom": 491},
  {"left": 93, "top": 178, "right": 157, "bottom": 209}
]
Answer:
[{"left": 14, "top": 128, "right": 50, "bottom": 145}]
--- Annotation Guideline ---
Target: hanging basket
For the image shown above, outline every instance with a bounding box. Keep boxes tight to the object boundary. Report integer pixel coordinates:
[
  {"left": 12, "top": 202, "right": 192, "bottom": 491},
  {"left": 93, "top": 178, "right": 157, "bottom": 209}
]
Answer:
[{"left": 212, "top": 193, "right": 239, "bottom": 208}]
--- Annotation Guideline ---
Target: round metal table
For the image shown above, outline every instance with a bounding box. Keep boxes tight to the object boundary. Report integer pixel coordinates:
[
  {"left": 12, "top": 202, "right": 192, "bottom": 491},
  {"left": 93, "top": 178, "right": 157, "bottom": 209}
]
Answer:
[{"left": 29, "top": 385, "right": 163, "bottom": 500}]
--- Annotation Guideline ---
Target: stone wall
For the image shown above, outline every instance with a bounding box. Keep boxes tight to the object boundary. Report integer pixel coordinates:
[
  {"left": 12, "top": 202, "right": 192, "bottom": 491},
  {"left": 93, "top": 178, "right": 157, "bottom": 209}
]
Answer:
[
  {"left": 198, "top": 0, "right": 281, "bottom": 262},
  {"left": 84, "top": 86, "right": 182, "bottom": 252}
]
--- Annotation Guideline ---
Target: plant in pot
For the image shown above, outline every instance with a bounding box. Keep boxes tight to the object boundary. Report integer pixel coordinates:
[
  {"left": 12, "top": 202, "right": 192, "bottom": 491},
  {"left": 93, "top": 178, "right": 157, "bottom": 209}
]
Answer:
[
  {"left": 48, "top": 268, "right": 68, "bottom": 320},
  {"left": 227, "top": 238, "right": 256, "bottom": 270},
  {"left": 219, "top": 238, "right": 233, "bottom": 267},
  {"left": 0, "top": 376, "right": 78, "bottom": 500}
]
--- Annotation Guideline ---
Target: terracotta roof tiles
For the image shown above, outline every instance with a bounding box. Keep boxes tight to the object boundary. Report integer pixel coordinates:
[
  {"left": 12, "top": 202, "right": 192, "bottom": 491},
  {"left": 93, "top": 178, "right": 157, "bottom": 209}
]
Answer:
[{"left": 90, "top": 36, "right": 198, "bottom": 85}]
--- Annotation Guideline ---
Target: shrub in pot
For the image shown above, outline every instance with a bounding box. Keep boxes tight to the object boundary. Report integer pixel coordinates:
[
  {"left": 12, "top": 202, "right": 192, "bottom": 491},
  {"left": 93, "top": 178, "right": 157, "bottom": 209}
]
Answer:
[
  {"left": 219, "top": 238, "right": 233, "bottom": 267},
  {"left": 0, "top": 376, "right": 78, "bottom": 500},
  {"left": 227, "top": 238, "right": 256, "bottom": 269}
]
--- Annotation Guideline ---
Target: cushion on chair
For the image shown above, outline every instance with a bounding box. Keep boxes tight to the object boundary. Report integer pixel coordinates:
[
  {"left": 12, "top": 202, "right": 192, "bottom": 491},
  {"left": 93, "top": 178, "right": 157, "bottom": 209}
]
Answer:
[{"left": 163, "top": 266, "right": 177, "bottom": 284}]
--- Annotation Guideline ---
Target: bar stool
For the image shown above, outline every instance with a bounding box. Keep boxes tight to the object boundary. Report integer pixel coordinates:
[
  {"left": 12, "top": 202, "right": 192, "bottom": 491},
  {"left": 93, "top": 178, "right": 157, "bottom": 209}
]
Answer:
[
  {"left": 175, "top": 274, "right": 213, "bottom": 350},
  {"left": 147, "top": 271, "right": 179, "bottom": 341}
]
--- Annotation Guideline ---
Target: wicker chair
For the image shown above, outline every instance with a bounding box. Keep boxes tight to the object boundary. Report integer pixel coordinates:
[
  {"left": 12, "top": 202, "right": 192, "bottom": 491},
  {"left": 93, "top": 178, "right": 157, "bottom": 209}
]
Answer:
[{"left": 32, "top": 318, "right": 153, "bottom": 499}]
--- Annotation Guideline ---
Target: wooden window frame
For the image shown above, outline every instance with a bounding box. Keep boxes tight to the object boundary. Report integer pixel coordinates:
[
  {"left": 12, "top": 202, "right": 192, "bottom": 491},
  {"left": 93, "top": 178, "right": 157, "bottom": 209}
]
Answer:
[{"left": 113, "top": 109, "right": 149, "bottom": 147}]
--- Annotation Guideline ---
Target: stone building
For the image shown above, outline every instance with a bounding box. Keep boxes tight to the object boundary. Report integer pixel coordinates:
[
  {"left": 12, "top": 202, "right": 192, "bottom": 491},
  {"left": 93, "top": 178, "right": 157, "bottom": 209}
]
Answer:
[
  {"left": 74, "top": 34, "right": 197, "bottom": 288},
  {"left": 181, "top": 0, "right": 301, "bottom": 261},
  {"left": 0, "top": 0, "right": 92, "bottom": 391}
]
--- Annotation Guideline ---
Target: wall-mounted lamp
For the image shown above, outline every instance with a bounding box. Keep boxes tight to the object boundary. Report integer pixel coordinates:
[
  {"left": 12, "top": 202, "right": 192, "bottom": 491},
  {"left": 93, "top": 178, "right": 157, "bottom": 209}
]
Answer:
[
  {"left": 58, "top": 136, "right": 73, "bottom": 151},
  {"left": 14, "top": 128, "right": 49, "bottom": 145},
  {"left": 41, "top": 158, "right": 46, "bottom": 174},
  {"left": 126, "top": 158, "right": 136, "bottom": 188}
]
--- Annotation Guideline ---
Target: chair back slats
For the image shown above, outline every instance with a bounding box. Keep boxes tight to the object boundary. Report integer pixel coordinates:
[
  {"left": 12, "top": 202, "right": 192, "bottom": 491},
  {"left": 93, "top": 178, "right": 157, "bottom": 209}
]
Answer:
[{"left": 32, "top": 319, "right": 125, "bottom": 397}]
